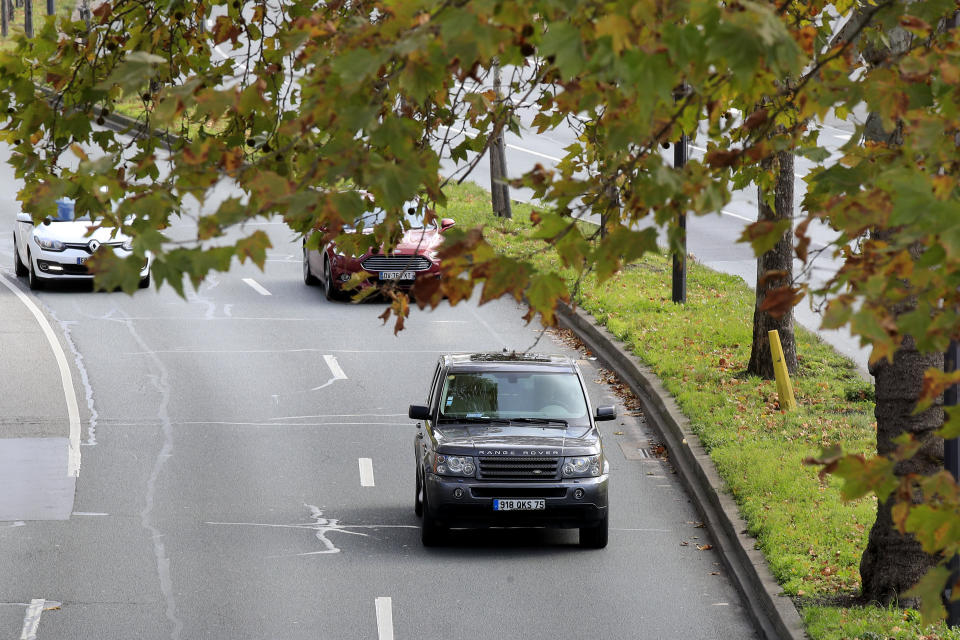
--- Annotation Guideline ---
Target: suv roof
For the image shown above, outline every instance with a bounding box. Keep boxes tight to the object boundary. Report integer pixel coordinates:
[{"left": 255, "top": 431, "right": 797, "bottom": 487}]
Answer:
[{"left": 442, "top": 352, "right": 577, "bottom": 371}]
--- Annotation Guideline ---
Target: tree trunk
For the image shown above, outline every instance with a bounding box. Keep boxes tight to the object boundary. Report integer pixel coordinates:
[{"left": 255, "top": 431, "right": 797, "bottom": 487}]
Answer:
[
  {"left": 861, "top": 335, "right": 944, "bottom": 604},
  {"left": 747, "top": 150, "right": 797, "bottom": 378}
]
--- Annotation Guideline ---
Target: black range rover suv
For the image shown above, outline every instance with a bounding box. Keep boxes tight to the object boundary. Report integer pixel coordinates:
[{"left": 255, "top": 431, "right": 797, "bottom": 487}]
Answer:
[{"left": 409, "top": 352, "right": 615, "bottom": 548}]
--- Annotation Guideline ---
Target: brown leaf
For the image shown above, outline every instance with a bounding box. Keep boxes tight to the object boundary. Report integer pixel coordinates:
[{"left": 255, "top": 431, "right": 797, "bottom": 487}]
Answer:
[
  {"left": 742, "top": 108, "right": 768, "bottom": 131},
  {"left": 704, "top": 149, "right": 741, "bottom": 169},
  {"left": 759, "top": 285, "right": 804, "bottom": 319},
  {"left": 697, "top": 544, "right": 713, "bottom": 551}
]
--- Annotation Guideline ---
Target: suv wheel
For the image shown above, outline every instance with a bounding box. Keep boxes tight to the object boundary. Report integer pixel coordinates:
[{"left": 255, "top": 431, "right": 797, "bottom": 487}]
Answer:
[
  {"left": 579, "top": 512, "right": 608, "bottom": 549},
  {"left": 414, "top": 468, "right": 423, "bottom": 517},
  {"left": 420, "top": 487, "right": 445, "bottom": 547}
]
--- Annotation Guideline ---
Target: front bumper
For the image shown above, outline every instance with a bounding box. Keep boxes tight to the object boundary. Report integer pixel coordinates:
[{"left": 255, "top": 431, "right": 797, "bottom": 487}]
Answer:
[
  {"left": 32, "top": 248, "right": 150, "bottom": 281},
  {"left": 424, "top": 473, "right": 608, "bottom": 529}
]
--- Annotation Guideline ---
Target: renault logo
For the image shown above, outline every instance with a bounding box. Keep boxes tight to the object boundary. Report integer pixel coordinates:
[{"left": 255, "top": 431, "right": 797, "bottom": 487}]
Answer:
[{"left": 88, "top": 239, "right": 100, "bottom": 253}]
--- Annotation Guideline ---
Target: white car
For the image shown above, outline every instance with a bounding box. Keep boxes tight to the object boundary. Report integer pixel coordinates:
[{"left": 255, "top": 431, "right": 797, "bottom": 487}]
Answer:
[{"left": 12, "top": 199, "right": 151, "bottom": 290}]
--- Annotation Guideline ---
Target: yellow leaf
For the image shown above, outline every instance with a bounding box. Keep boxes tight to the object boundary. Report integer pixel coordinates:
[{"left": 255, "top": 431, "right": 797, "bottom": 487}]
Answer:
[{"left": 595, "top": 14, "right": 632, "bottom": 54}]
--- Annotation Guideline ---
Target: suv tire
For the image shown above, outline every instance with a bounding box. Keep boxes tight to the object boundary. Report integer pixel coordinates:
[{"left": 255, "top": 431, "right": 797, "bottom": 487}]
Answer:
[
  {"left": 414, "top": 468, "right": 423, "bottom": 517},
  {"left": 420, "top": 488, "right": 445, "bottom": 546},
  {"left": 579, "top": 512, "right": 608, "bottom": 549}
]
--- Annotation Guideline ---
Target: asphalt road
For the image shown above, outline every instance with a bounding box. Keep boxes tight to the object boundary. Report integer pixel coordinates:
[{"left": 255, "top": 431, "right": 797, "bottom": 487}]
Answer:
[{"left": 0, "top": 148, "right": 760, "bottom": 638}]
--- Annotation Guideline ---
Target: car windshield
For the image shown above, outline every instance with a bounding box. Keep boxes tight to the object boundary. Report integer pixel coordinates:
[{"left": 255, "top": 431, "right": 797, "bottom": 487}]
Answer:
[
  {"left": 51, "top": 199, "right": 91, "bottom": 222},
  {"left": 349, "top": 202, "right": 432, "bottom": 230},
  {"left": 438, "top": 371, "right": 589, "bottom": 422}
]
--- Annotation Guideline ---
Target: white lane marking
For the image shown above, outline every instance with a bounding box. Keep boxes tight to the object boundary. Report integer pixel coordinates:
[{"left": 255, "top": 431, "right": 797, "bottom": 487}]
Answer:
[
  {"left": 0, "top": 274, "right": 82, "bottom": 477},
  {"left": 504, "top": 142, "right": 562, "bottom": 162},
  {"left": 713, "top": 602, "right": 730, "bottom": 606},
  {"left": 242, "top": 278, "right": 272, "bottom": 296},
  {"left": 359, "top": 458, "right": 375, "bottom": 487},
  {"left": 2, "top": 521, "right": 26, "bottom": 528},
  {"left": 375, "top": 597, "right": 395, "bottom": 640},
  {"left": 72, "top": 511, "right": 109, "bottom": 516},
  {"left": 312, "top": 354, "right": 349, "bottom": 391},
  {"left": 324, "top": 354, "right": 347, "bottom": 380},
  {"left": 720, "top": 209, "right": 753, "bottom": 222},
  {"left": 19, "top": 599, "right": 45, "bottom": 640},
  {"left": 611, "top": 527, "right": 673, "bottom": 532}
]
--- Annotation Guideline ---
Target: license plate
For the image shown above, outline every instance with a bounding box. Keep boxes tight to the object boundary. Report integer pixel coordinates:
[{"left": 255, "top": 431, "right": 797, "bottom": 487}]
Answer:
[
  {"left": 378, "top": 271, "right": 416, "bottom": 281},
  {"left": 493, "top": 499, "right": 545, "bottom": 511},
  {"left": 76, "top": 257, "right": 88, "bottom": 265}
]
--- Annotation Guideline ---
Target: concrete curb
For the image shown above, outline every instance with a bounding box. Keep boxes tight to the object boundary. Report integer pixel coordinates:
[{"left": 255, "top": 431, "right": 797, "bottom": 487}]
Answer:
[{"left": 557, "top": 302, "right": 808, "bottom": 640}]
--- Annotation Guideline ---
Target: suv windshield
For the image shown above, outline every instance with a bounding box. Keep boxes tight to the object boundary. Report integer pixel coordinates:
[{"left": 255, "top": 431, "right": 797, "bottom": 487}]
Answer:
[{"left": 438, "top": 371, "right": 588, "bottom": 422}]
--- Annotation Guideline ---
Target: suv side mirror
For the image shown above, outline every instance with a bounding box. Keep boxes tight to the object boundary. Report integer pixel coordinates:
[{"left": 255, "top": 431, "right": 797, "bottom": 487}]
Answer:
[
  {"left": 409, "top": 404, "right": 431, "bottom": 421},
  {"left": 594, "top": 406, "right": 617, "bottom": 421}
]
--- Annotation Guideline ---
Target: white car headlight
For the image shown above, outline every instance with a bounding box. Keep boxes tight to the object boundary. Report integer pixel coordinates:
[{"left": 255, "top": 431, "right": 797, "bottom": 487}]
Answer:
[
  {"left": 34, "top": 235, "right": 65, "bottom": 252},
  {"left": 562, "top": 455, "right": 602, "bottom": 478},
  {"left": 434, "top": 454, "right": 476, "bottom": 477}
]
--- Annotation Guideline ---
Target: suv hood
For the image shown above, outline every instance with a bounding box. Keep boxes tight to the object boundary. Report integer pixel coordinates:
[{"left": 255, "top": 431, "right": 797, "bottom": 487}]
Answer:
[{"left": 435, "top": 423, "right": 598, "bottom": 457}]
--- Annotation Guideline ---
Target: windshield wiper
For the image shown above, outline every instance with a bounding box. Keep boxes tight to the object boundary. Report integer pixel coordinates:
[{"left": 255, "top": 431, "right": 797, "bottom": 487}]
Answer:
[
  {"left": 439, "top": 416, "right": 510, "bottom": 425},
  {"left": 507, "top": 418, "right": 569, "bottom": 427}
]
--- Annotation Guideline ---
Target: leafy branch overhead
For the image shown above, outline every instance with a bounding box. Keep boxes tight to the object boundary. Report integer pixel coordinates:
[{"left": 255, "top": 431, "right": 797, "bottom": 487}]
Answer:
[{"left": 2, "top": 0, "right": 960, "bottom": 618}]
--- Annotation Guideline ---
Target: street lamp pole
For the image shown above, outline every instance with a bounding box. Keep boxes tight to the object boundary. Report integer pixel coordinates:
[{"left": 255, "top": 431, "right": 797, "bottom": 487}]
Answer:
[
  {"left": 945, "top": 339, "right": 960, "bottom": 627},
  {"left": 671, "top": 132, "right": 688, "bottom": 304}
]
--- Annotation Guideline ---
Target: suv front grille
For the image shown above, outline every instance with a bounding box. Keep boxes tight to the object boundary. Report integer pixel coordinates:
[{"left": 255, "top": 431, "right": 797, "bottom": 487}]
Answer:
[
  {"left": 478, "top": 456, "right": 560, "bottom": 480},
  {"left": 361, "top": 255, "right": 432, "bottom": 272}
]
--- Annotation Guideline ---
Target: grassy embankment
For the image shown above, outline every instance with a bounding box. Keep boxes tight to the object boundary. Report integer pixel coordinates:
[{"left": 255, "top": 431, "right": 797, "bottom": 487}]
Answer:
[{"left": 438, "top": 180, "right": 960, "bottom": 640}]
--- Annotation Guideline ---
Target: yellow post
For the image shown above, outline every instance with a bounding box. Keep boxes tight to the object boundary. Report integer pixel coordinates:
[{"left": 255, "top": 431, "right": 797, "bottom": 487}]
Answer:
[{"left": 769, "top": 329, "right": 797, "bottom": 411}]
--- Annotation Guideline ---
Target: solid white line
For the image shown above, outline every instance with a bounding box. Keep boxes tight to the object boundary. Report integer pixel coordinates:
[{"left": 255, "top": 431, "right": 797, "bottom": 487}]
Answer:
[
  {"left": 242, "top": 278, "right": 272, "bottom": 296},
  {"left": 72, "top": 512, "right": 109, "bottom": 516},
  {"left": 0, "top": 274, "right": 81, "bottom": 477},
  {"left": 323, "top": 354, "right": 348, "bottom": 380},
  {"left": 359, "top": 458, "right": 375, "bottom": 487},
  {"left": 19, "top": 599, "right": 45, "bottom": 640},
  {"left": 375, "top": 597, "right": 394, "bottom": 640}
]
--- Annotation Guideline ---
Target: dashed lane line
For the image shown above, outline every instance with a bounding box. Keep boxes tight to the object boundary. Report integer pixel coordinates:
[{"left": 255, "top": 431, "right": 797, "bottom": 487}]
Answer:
[
  {"left": 375, "top": 597, "right": 394, "bottom": 640},
  {"left": 242, "top": 278, "right": 272, "bottom": 296},
  {"left": 359, "top": 458, "right": 375, "bottom": 487}
]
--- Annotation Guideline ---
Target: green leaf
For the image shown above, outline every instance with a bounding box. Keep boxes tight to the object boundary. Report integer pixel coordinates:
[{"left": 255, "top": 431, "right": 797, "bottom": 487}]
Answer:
[
  {"left": 904, "top": 564, "right": 950, "bottom": 625},
  {"left": 540, "top": 23, "right": 585, "bottom": 78},
  {"left": 96, "top": 51, "right": 165, "bottom": 93}
]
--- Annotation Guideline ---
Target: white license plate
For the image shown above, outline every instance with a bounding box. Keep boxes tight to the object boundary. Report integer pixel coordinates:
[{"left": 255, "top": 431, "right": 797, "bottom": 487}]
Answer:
[
  {"left": 378, "top": 271, "right": 416, "bottom": 280},
  {"left": 76, "top": 257, "right": 88, "bottom": 265},
  {"left": 493, "top": 499, "right": 545, "bottom": 511}
]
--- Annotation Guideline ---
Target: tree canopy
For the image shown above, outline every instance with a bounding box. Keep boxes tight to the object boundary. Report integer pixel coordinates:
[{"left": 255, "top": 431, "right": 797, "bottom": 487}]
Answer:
[{"left": 2, "top": 0, "right": 960, "bottom": 619}]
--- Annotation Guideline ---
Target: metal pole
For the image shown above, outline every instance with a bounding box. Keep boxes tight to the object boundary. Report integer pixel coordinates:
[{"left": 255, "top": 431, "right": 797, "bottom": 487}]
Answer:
[
  {"left": 45, "top": 0, "right": 51, "bottom": 16},
  {"left": 946, "top": 339, "right": 960, "bottom": 627},
  {"left": 672, "top": 133, "right": 688, "bottom": 303},
  {"left": 23, "top": 0, "right": 31, "bottom": 37},
  {"left": 2, "top": 0, "right": 8, "bottom": 38}
]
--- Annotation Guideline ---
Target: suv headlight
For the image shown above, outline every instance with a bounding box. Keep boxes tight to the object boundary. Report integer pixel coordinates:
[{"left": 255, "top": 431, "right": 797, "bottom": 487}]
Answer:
[
  {"left": 562, "top": 455, "right": 602, "bottom": 478},
  {"left": 434, "top": 454, "right": 476, "bottom": 477},
  {"left": 34, "top": 235, "right": 65, "bottom": 252}
]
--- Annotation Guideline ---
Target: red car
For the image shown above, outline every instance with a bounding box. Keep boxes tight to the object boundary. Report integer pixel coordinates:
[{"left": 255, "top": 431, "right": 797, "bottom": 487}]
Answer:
[{"left": 302, "top": 201, "right": 455, "bottom": 301}]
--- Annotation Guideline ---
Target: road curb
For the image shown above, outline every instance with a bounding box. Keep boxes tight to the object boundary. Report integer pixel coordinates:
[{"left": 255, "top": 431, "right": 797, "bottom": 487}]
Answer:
[{"left": 557, "top": 302, "right": 808, "bottom": 640}]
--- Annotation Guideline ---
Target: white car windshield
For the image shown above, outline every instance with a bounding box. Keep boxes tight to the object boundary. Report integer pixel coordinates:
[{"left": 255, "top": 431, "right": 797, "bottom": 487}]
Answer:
[
  {"left": 51, "top": 199, "right": 91, "bottom": 222},
  {"left": 438, "top": 371, "right": 589, "bottom": 422}
]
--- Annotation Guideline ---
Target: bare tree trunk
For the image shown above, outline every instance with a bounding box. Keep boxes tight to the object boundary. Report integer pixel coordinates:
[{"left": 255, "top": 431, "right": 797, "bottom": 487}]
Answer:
[
  {"left": 490, "top": 62, "right": 511, "bottom": 219},
  {"left": 23, "top": 0, "right": 31, "bottom": 37},
  {"left": 747, "top": 150, "right": 797, "bottom": 378},
  {"left": 2, "top": 0, "right": 8, "bottom": 38}
]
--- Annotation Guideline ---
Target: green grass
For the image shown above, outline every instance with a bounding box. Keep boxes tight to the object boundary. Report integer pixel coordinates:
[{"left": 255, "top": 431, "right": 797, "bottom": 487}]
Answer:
[
  {"left": 438, "top": 180, "right": 960, "bottom": 640},
  {"left": 0, "top": 0, "right": 76, "bottom": 50}
]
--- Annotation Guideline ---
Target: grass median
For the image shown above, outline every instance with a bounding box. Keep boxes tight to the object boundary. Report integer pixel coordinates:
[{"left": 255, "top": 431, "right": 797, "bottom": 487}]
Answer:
[{"left": 438, "top": 180, "right": 960, "bottom": 640}]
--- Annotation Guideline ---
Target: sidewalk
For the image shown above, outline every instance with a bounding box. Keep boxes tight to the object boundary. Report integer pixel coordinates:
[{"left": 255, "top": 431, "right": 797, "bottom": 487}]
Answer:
[{"left": 0, "top": 273, "right": 78, "bottom": 520}]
